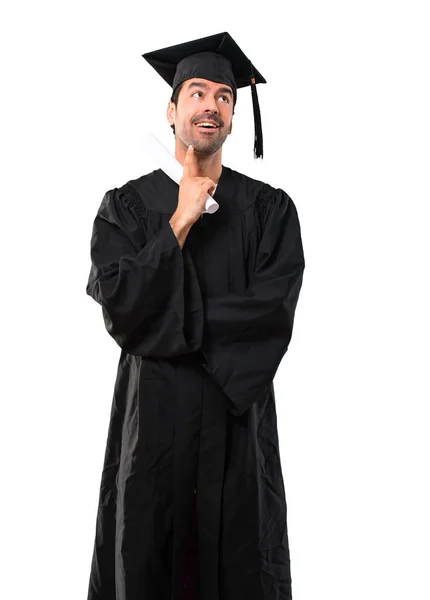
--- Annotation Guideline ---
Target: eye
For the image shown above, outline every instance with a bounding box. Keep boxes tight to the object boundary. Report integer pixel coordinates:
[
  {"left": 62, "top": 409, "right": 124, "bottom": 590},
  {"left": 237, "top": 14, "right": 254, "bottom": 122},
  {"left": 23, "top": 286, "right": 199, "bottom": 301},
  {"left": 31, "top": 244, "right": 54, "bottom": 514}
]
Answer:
[
  {"left": 192, "top": 91, "right": 203, "bottom": 98},
  {"left": 219, "top": 95, "right": 230, "bottom": 103}
]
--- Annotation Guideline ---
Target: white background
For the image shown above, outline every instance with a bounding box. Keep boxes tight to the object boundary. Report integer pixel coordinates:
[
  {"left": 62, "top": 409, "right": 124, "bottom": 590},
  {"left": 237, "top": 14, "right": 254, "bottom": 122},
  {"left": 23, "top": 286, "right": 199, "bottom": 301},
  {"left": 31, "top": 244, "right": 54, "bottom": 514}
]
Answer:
[{"left": 2, "top": 1, "right": 429, "bottom": 599}]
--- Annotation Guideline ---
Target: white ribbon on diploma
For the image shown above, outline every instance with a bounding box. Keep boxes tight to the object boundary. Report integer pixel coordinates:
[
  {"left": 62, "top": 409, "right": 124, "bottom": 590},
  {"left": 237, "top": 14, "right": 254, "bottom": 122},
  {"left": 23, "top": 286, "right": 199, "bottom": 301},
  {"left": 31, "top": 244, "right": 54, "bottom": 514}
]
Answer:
[{"left": 142, "top": 132, "right": 219, "bottom": 215}]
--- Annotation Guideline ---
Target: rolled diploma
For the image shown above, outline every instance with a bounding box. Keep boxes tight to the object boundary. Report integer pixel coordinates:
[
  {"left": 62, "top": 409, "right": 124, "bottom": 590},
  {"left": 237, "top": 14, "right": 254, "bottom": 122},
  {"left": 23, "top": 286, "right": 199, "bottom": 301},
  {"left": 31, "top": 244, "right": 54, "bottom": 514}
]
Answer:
[{"left": 142, "top": 132, "right": 219, "bottom": 215}]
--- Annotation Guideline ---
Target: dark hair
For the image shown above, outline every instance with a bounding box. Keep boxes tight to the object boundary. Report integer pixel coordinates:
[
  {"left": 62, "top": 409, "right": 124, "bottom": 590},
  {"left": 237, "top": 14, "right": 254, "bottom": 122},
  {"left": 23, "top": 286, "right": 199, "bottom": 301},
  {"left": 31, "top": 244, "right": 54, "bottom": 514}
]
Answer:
[{"left": 169, "top": 82, "right": 184, "bottom": 135}]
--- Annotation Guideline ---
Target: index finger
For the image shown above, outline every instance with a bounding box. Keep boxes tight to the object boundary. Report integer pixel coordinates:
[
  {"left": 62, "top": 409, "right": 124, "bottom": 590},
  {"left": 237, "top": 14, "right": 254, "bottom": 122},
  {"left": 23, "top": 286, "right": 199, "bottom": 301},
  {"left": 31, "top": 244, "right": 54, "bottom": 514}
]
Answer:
[{"left": 183, "top": 144, "right": 194, "bottom": 174}]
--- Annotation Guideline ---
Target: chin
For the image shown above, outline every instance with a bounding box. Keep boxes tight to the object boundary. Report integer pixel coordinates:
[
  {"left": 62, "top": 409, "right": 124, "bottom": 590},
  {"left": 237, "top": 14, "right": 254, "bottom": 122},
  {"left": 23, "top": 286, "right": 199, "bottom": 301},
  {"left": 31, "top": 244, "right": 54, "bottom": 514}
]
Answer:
[
  {"left": 195, "top": 140, "right": 226, "bottom": 155},
  {"left": 194, "top": 145, "right": 217, "bottom": 155}
]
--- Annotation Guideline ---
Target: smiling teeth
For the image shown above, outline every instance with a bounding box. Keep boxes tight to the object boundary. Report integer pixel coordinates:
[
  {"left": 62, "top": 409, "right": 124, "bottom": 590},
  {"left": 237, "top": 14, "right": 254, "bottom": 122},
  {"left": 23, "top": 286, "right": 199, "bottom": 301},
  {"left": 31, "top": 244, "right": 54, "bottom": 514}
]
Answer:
[{"left": 196, "top": 122, "right": 217, "bottom": 128}]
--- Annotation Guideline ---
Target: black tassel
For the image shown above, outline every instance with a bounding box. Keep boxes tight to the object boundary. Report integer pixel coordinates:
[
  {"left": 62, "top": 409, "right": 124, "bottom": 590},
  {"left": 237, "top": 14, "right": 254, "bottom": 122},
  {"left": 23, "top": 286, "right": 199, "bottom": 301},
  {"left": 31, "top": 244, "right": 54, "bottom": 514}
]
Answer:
[{"left": 250, "top": 68, "right": 263, "bottom": 159}]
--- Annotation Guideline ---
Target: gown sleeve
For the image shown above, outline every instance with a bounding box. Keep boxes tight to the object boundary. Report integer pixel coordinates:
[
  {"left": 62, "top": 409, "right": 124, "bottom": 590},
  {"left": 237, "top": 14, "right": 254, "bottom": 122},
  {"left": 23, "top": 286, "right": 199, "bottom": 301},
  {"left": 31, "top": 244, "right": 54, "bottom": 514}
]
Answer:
[
  {"left": 86, "top": 185, "right": 203, "bottom": 356},
  {"left": 199, "top": 186, "right": 305, "bottom": 416}
]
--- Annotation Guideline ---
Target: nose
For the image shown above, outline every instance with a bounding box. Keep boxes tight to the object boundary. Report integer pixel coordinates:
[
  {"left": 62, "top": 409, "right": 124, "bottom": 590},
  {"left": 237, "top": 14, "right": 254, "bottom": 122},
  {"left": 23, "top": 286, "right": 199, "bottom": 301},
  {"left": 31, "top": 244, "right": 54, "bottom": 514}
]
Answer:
[{"left": 203, "top": 94, "right": 218, "bottom": 114}]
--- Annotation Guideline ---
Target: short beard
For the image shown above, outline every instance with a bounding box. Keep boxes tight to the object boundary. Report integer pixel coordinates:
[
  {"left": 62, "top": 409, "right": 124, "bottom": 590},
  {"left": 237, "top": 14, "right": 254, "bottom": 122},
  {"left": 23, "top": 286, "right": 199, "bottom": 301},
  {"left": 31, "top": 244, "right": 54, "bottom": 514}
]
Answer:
[{"left": 180, "top": 125, "right": 229, "bottom": 156}]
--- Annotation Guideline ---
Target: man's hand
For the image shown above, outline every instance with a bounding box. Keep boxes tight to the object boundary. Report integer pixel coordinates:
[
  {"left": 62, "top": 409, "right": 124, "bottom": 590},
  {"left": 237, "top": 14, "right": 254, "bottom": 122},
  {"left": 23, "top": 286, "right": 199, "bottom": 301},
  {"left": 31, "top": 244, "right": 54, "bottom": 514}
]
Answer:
[
  {"left": 169, "top": 145, "right": 216, "bottom": 249},
  {"left": 176, "top": 145, "right": 216, "bottom": 226}
]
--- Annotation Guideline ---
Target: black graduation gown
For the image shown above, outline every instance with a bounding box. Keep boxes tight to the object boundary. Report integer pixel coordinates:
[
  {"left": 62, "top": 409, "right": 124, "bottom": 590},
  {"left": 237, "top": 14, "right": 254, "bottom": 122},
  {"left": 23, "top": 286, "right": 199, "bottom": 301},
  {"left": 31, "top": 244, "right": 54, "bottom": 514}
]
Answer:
[{"left": 85, "top": 165, "right": 305, "bottom": 600}]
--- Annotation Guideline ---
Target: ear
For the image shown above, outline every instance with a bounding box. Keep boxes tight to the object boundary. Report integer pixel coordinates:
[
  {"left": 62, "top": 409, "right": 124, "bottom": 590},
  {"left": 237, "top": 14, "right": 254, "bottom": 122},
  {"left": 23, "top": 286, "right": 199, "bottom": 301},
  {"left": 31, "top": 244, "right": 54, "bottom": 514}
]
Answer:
[{"left": 166, "top": 101, "right": 176, "bottom": 127}]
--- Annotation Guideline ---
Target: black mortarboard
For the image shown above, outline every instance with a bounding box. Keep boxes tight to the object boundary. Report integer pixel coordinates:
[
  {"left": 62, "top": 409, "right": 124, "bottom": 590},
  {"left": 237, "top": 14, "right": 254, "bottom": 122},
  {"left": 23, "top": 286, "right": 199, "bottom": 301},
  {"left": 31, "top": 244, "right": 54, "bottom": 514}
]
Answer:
[{"left": 142, "top": 32, "right": 266, "bottom": 158}]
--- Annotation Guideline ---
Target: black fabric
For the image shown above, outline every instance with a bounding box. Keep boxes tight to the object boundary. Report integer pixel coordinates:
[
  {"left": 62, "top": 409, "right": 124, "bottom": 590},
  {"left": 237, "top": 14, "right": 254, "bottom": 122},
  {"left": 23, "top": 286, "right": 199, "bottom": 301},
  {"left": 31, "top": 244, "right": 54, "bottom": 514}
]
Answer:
[
  {"left": 85, "top": 166, "right": 305, "bottom": 599},
  {"left": 172, "top": 51, "right": 237, "bottom": 105},
  {"left": 142, "top": 31, "right": 266, "bottom": 91}
]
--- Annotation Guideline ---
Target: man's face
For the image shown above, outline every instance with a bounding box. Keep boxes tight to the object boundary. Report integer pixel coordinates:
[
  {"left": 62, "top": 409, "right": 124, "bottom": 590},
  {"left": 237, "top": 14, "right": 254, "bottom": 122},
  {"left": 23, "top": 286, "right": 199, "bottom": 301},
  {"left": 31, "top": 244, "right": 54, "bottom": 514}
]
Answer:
[{"left": 167, "top": 78, "right": 234, "bottom": 155}]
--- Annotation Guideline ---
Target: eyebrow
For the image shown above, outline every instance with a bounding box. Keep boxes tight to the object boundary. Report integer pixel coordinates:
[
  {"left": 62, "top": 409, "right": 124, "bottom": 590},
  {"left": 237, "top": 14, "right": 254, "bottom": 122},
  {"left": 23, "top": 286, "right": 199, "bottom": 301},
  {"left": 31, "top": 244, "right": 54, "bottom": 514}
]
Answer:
[{"left": 186, "top": 81, "right": 233, "bottom": 98}]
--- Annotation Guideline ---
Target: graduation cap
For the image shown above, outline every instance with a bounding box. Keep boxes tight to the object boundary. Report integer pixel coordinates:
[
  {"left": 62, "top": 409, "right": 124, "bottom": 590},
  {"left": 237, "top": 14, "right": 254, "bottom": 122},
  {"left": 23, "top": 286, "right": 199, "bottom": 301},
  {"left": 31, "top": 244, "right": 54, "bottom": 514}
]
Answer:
[{"left": 142, "top": 32, "right": 266, "bottom": 159}]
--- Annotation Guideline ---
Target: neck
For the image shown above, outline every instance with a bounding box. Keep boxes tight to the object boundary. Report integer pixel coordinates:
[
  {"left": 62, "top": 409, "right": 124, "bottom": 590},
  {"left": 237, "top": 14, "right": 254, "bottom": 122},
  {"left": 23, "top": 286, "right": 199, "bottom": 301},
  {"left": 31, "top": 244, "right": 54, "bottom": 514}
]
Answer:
[{"left": 175, "top": 140, "right": 223, "bottom": 184}]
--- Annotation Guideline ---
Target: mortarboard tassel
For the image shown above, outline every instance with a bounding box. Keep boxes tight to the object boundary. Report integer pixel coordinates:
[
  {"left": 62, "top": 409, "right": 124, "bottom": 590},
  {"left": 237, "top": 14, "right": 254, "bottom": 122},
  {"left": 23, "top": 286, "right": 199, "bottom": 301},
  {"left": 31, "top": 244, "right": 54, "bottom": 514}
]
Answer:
[{"left": 250, "top": 67, "right": 263, "bottom": 159}]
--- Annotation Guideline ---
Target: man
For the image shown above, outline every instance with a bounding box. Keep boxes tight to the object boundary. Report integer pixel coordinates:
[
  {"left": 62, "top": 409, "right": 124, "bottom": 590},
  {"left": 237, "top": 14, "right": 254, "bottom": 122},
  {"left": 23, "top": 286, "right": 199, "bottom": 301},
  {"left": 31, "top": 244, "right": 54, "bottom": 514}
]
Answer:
[{"left": 86, "top": 32, "right": 305, "bottom": 600}]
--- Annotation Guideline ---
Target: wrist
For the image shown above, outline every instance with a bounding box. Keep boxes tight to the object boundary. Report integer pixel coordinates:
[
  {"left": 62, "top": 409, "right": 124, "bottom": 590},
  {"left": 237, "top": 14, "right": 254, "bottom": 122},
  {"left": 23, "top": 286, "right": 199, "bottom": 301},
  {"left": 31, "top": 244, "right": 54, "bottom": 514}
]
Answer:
[
  {"left": 169, "top": 212, "right": 193, "bottom": 249},
  {"left": 169, "top": 211, "right": 193, "bottom": 229}
]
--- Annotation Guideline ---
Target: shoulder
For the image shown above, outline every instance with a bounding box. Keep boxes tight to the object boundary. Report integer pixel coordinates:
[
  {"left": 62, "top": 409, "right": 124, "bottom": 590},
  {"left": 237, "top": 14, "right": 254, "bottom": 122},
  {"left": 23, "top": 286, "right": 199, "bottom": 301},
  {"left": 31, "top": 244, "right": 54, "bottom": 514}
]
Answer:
[
  {"left": 123, "top": 168, "right": 164, "bottom": 198},
  {"left": 109, "top": 169, "right": 161, "bottom": 215},
  {"left": 224, "top": 166, "right": 292, "bottom": 213},
  {"left": 93, "top": 171, "right": 158, "bottom": 226},
  {"left": 95, "top": 169, "right": 174, "bottom": 224},
  {"left": 121, "top": 169, "right": 177, "bottom": 214}
]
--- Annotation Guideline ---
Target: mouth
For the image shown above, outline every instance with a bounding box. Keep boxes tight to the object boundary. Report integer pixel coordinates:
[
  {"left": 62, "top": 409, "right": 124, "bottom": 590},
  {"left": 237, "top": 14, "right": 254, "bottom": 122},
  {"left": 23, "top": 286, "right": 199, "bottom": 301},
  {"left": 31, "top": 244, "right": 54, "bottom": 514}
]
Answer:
[{"left": 194, "top": 121, "right": 220, "bottom": 132}]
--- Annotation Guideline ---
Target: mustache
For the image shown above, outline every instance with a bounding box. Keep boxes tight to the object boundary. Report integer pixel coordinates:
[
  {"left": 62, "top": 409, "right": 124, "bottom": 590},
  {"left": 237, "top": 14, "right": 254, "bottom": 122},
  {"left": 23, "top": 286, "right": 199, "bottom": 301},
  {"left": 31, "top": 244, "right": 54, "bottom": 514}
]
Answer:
[{"left": 192, "top": 114, "right": 223, "bottom": 127}]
